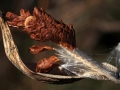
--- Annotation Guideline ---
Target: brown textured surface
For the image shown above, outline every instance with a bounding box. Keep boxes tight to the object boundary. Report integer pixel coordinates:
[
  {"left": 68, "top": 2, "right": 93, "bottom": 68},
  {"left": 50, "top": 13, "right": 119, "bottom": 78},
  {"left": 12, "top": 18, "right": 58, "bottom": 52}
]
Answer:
[
  {"left": 0, "top": 16, "right": 81, "bottom": 84},
  {"left": 6, "top": 7, "right": 76, "bottom": 50},
  {"left": 29, "top": 45, "right": 53, "bottom": 54},
  {"left": 5, "top": 7, "right": 77, "bottom": 73},
  {"left": 36, "top": 56, "right": 60, "bottom": 73}
]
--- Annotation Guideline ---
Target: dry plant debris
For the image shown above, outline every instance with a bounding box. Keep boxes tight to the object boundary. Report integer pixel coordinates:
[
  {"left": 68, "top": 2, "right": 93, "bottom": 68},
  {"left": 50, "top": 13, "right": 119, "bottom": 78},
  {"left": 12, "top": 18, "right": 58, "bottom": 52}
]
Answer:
[
  {"left": 6, "top": 7, "right": 76, "bottom": 73},
  {"left": 6, "top": 7, "right": 76, "bottom": 49},
  {"left": 0, "top": 7, "right": 120, "bottom": 84},
  {"left": 0, "top": 11, "right": 81, "bottom": 84}
]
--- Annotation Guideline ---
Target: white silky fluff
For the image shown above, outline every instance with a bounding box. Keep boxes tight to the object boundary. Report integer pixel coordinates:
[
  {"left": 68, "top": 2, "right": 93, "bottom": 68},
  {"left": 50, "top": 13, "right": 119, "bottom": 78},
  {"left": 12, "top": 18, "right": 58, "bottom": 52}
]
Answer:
[
  {"left": 113, "top": 43, "right": 120, "bottom": 68},
  {"left": 107, "top": 43, "right": 120, "bottom": 78},
  {"left": 54, "top": 45, "right": 120, "bottom": 84}
]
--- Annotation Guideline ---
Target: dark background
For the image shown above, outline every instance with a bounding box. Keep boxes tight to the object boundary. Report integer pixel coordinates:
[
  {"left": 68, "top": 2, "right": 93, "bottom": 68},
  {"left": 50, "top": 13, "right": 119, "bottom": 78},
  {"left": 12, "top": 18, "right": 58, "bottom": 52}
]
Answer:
[{"left": 0, "top": 0, "right": 120, "bottom": 90}]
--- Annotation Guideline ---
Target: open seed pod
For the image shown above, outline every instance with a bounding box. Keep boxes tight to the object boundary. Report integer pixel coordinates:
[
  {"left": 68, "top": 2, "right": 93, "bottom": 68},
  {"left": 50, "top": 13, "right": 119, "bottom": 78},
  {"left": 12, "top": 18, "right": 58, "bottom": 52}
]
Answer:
[
  {"left": 2, "top": 7, "right": 120, "bottom": 84},
  {"left": 0, "top": 10, "right": 82, "bottom": 84},
  {"left": 5, "top": 7, "right": 78, "bottom": 75}
]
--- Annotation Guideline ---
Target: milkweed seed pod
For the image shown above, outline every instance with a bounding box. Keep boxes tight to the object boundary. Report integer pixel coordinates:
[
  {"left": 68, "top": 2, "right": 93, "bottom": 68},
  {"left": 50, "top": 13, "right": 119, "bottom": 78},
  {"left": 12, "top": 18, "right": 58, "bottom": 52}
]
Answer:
[
  {"left": 6, "top": 7, "right": 76, "bottom": 50},
  {"left": 6, "top": 7, "right": 76, "bottom": 73},
  {"left": 5, "top": 7, "right": 120, "bottom": 84}
]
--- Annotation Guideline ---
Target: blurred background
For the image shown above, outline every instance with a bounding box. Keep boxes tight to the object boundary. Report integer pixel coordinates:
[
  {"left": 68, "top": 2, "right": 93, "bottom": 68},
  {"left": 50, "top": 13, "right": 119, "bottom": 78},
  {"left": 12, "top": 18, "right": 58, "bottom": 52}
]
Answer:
[{"left": 0, "top": 0, "right": 120, "bottom": 90}]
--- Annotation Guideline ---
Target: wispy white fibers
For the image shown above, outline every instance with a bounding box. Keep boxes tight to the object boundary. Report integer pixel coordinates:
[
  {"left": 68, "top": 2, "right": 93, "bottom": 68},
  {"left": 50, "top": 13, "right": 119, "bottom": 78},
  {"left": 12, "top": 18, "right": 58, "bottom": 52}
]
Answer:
[
  {"left": 54, "top": 45, "right": 120, "bottom": 84},
  {"left": 107, "top": 43, "right": 120, "bottom": 69},
  {"left": 114, "top": 43, "right": 120, "bottom": 69}
]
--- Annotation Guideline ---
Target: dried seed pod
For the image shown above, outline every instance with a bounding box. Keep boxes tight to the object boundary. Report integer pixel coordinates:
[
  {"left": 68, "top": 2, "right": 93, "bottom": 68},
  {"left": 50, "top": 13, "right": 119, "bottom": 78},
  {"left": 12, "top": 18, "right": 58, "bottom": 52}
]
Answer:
[
  {"left": 0, "top": 16, "right": 82, "bottom": 84},
  {"left": 6, "top": 7, "right": 76, "bottom": 50},
  {"left": 3, "top": 8, "right": 120, "bottom": 84},
  {"left": 5, "top": 7, "right": 77, "bottom": 74}
]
